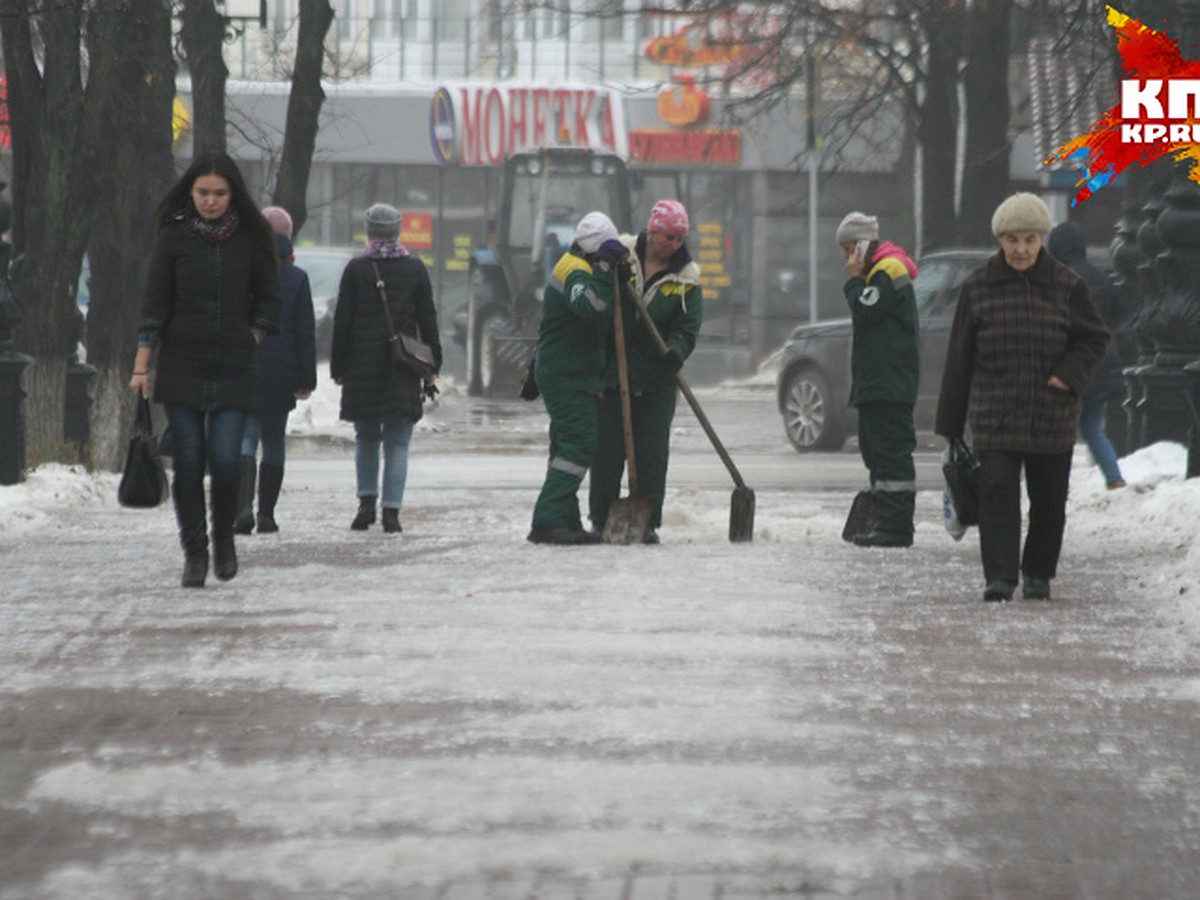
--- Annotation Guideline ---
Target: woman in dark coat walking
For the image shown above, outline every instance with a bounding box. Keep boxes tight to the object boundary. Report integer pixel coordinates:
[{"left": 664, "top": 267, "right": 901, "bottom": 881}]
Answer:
[
  {"left": 130, "top": 152, "right": 281, "bottom": 588},
  {"left": 235, "top": 207, "right": 317, "bottom": 535},
  {"left": 331, "top": 203, "right": 441, "bottom": 533},
  {"left": 935, "top": 193, "right": 1109, "bottom": 603}
]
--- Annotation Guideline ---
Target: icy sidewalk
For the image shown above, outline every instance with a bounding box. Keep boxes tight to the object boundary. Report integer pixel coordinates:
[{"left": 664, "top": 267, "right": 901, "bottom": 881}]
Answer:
[{"left": 0, "top": 441, "right": 1198, "bottom": 899}]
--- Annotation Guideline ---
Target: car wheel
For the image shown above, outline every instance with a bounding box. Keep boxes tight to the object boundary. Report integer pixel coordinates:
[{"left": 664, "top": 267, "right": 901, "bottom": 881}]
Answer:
[{"left": 782, "top": 368, "right": 846, "bottom": 451}]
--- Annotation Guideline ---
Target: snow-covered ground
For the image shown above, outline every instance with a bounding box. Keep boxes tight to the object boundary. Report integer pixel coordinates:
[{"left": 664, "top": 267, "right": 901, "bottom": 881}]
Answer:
[{"left": 2, "top": 371, "right": 1198, "bottom": 897}]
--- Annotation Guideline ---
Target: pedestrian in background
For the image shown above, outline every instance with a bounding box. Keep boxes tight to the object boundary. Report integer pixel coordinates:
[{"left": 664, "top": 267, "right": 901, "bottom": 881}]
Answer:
[
  {"left": 234, "top": 206, "right": 317, "bottom": 535},
  {"left": 130, "top": 151, "right": 281, "bottom": 588},
  {"left": 588, "top": 199, "right": 702, "bottom": 544},
  {"left": 837, "top": 211, "right": 920, "bottom": 548},
  {"left": 936, "top": 193, "right": 1110, "bottom": 602},
  {"left": 1047, "top": 220, "right": 1127, "bottom": 490},
  {"left": 331, "top": 203, "right": 441, "bottom": 534},
  {"left": 529, "top": 211, "right": 627, "bottom": 545}
]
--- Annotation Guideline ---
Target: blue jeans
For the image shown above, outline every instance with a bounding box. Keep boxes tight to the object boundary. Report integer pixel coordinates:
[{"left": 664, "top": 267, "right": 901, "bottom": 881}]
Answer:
[
  {"left": 1079, "top": 398, "right": 1124, "bottom": 485},
  {"left": 354, "top": 412, "right": 414, "bottom": 510},
  {"left": 241, "top": 409, "right": 289, "bottom": 465},
  {"left": 164, "top": 404, "right": 246, "bottom": 487}
]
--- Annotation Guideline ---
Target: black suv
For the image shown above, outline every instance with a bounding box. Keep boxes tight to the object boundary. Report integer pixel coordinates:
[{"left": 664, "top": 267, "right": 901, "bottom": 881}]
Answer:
[{"left": 775, "top": 248, "right": 993, "bottom": 451}]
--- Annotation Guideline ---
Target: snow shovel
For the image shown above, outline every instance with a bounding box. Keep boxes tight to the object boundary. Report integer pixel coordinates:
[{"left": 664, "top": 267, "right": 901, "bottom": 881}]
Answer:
[
  {"left": 841, "top": 489, "right": 877, "bottom": 543},
  {"left": 602, "top": 277, "right": 655, "bottom": 545},
  {"left": 628, "top": 289, "right": 755, "bottom": 542}
]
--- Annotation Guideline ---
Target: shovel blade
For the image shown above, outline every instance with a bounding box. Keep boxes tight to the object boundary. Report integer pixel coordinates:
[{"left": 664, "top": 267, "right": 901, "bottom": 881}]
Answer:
[
  {"left": 602, "top": 495, "right": 655, "bottom": 545},
  {"left": 841, "top": 489, "right": 877, "bottom": 543},
  {"left": 729, "top": 486, "right": 756, "bottom": 542}
]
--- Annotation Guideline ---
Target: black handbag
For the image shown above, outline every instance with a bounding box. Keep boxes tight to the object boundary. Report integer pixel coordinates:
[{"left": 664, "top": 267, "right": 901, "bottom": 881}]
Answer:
[
  {"left": 118, "top": 396, "right": 169, "bottom": 508},
  {"left": 942, "top": 438, "right": 982, "bottom": 527},
  {"left": 371, "top": 261, "right": 436, "bottom": 379}
]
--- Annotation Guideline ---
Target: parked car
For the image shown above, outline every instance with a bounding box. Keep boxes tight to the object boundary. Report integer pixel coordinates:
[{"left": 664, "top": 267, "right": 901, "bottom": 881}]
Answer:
[
  {"left": 775, "top": 248, "right": 993, "bottom": 452},
  {"left": 293, "top": 245, "right": 358, "bottom": 360}
]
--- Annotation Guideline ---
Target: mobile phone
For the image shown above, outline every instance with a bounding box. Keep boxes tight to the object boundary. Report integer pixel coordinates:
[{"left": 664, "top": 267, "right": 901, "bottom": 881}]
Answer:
[{"left": 855, "top": 239, "right": 871, "bottom": 262}]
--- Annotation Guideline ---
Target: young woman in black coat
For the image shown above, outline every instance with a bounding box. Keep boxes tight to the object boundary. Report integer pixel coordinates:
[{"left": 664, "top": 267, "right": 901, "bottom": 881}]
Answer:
[{"left": 130, "top": 152, "right": 281, "bottom": 588}]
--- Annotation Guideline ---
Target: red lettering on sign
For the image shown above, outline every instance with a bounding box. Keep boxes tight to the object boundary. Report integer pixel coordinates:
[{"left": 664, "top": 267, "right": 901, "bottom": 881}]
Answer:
[{"left": 628, "top": 129, "right": 741, "bottom": 165}]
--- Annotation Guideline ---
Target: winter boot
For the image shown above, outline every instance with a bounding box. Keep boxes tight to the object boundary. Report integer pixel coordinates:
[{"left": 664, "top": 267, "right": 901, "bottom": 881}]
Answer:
[
  {"left": 381, "top": 507, "right": 402, "bottom": 534},
  {"left": 173, "top": 481, "right": 209, "bottom": 588},
  {"left": 210, "top": 479, "right": 240, "bottom": 581},
  {"left": 256, "top": 462, "right": 284, "bottom": 534},
  {"left": 351, "top": 495, "right": 377, "bottom": 531},
  {"left": 234, "top": 455, "right": 256, "bottom": 535}
]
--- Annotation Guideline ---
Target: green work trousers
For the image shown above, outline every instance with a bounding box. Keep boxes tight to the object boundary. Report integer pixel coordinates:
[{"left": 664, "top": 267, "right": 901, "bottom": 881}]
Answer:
[
  {"left": 856, "top": 400, "right": 917, "bottom": 535},
  {"left": 589, "top": 386, "right": 677, "bottom": 530},
  {"left": 531, "top": 388, "right": 599, "bottom": 530}
]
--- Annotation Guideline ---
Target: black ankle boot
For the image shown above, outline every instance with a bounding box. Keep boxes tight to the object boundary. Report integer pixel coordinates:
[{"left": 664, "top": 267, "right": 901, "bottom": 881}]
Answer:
[
  {"left": 351, "top": 496, "right": 376, "bottom": 531},
  {"left": 256, "top": 462, "right": 283, "bottom": 533},
  {"left": 381, "top": 508, "right": 402, "bottom": 533},
  {"left": 234, "top": 455, "right": 256, "bottom": 535},
  {"left": 173, "top": 481, "right": 209, "bottom": 588},
  {"left": 210, "top": 479, "right": 239, "bottom": 581}
]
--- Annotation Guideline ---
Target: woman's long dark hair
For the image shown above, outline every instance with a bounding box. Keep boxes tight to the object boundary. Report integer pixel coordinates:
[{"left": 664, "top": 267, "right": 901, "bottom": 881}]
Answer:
[{"left": 155, "top": 151, "right": 277, "bottom": 263}]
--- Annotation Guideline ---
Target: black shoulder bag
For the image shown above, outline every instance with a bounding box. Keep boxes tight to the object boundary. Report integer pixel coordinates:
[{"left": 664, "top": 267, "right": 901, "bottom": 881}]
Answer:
[{"left": 371, "top": 261, "right": 436, "bottom": 379}]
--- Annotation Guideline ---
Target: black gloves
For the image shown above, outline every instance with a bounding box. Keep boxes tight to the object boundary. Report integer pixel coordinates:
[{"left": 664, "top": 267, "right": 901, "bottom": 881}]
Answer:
[
  {"left": 661, "top": 349, "right": 683, "bottom": 374},
  {"left": 596, "top": 239, "right": 629, "bottom": 267},
  {"left": 423, "top": 381, "right": 439, "bottom": 402}
]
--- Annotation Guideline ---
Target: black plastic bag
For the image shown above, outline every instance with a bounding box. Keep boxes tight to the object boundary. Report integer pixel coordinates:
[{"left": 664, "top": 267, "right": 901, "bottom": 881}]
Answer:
[
  {"left": 942, "top": 438, "right": 981, "bottom": 527},
  {"left": 519, "top": 353, "right": 540, "bottom": 401},
  {"left": 118, "top": 396, "right": 168, "bottom": 508}
]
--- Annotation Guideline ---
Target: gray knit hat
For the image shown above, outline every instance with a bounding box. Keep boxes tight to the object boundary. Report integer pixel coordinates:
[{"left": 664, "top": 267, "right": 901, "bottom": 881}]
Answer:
[
  {"left": 991, "top": 192, "right": 1052, "bottom": 237},
  {"left": 835, "top": 211, "right": 879, "bottom": 244},
  {"left": 364, "top": 202, "right": 402, "bottom": 239}
]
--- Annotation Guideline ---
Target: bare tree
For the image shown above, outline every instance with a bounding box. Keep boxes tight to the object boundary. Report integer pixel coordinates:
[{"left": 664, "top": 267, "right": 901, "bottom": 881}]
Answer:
[
  {"left": 85, "top": 1, "right": 177, "bottom": 469},
  {"left": 1, "top": 0, "right": 172, "bottom": 462},
  {"left": 272, "top": 0, "right": 335, "bottom": 238},
  {"left": 959, "top": 0, "right": 1012, "bottom": 243},
  {"left": 179, "top": 0, "right": 228, "bottom": 154}
]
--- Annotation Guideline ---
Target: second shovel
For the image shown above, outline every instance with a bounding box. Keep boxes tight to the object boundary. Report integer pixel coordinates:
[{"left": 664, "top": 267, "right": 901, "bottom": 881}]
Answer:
[{"left": 602, "top": 276, "right": 655, "bottom": 544}]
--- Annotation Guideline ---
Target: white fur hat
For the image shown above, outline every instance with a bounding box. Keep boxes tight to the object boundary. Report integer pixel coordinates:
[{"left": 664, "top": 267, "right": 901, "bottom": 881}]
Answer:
[
  {"left": 991, "top": 192, "right": 1052, "bottom": 237},
  {"left": 573, "top": 211, "right": 618, "bottom": 254},
  {"left": 835, "top": 211, "right": 879, "bottom": 244}
]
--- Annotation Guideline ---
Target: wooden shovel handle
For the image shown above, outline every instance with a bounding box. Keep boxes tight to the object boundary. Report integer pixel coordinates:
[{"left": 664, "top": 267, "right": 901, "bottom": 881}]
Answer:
[{"left": 611, "top": 272, "right": 639, "bottom": 494}]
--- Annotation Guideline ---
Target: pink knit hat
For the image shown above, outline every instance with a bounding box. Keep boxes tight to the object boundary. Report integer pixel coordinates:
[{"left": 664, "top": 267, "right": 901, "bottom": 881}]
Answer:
[
  {"left": 647, "top": 199, "right": 689, "bottom": 235},
  {"left": 262, "top": 206, "right": 294, "bottom": 239}
]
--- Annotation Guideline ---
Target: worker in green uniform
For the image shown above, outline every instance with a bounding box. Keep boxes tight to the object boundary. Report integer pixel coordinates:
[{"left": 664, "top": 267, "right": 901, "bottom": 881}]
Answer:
[
  {"left": 589, "top": 199, "right": 703, "bottom": 544},
  {"left": 528, "top": 211, "right": 630, "bottom": 545},
  {"left": 838, "top": 210, "right": 920, "bottom": 547}
]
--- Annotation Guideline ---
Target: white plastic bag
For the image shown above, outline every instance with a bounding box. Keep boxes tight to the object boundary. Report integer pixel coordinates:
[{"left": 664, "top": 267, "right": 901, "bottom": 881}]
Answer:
[{"left": 941, "top": 445, "right": 967, "bottom": 542}]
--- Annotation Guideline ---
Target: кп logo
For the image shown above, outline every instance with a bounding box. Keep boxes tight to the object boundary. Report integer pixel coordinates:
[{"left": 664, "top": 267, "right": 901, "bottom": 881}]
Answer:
[{"left": 1045, "top": 6, "right": 1200, "bottom": 205}]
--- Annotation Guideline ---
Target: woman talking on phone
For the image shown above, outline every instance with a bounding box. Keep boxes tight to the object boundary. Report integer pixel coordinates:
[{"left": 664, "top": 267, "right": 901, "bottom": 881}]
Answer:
[{"left": 837, "top": 211, "right": 920, "bottom": 548}]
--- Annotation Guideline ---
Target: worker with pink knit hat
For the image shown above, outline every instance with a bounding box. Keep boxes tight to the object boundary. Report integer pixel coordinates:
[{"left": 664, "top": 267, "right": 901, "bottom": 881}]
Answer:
[{"left": 589, "top": 199, "right": 703, "bottom": 544}]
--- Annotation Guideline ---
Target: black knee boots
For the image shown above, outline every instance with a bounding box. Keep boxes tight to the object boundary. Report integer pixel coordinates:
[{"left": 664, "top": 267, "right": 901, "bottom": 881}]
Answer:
[
  {"left": 173, "top": 481, "right": 209, "bottom": 588},
  {"left": 234, "top": 455, "right": 256, "bottom": 535},
  {"left": 257, "top": 463, "right": 284, "bottom": 533},
  {"left": 210, "top": 479, "right": 239, "bottom": 581}
]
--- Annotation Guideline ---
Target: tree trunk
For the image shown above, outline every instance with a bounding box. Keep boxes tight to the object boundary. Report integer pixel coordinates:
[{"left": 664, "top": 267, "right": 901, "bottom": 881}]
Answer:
[
  {"left": 1, "top": 1, "right": 97, "bottom": 459},
  {"left": 180, "top": 0, "right": 229, "bottom": 155},
  {"left": 959, "top": 0, "right": 1013, "bottom": 244},
  {"left": 918, "top": 4, "right": 962, "bottom": 251},
  {"left": 273, "top": 0, "right": 335, "bottom": 238},
  {"left": 84, "top": 0, "right": 177, "bottom": 470}
]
